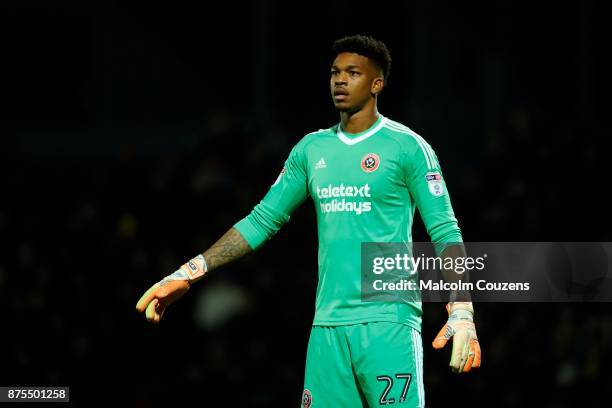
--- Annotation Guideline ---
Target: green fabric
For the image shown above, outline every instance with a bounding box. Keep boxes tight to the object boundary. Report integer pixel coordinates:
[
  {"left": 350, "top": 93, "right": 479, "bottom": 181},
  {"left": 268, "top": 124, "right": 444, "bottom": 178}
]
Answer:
[
  {"left": 302, "top": 323, "right": 424, "bottom": 407},
  {"left": 235, "top": 115, "right": 462, "bottom": 326}
]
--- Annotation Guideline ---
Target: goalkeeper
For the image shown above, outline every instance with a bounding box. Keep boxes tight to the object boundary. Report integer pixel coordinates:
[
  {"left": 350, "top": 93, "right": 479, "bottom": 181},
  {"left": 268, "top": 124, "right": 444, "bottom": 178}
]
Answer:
[{"left": 137, "top": 35, "right": 480, "bottom": 407}]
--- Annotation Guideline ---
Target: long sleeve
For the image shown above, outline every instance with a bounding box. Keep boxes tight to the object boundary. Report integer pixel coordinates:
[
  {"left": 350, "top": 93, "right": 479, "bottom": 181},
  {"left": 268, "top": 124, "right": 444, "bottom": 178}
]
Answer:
[
  {"left": 404, "top": 138, "right": 463, "bottom": 250},
  {"left": 234, "top": 143, "right": 310, "bottom": 250}
]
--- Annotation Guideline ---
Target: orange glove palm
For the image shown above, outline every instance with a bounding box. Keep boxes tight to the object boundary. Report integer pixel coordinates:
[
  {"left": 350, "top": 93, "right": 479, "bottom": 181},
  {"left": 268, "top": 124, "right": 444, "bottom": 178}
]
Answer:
[
  {"left": 136, "top": 280, "right": 190, "bottom": 323},
  {"left": 432, "top": 302, "right": 481, "bottom": 373},
  {"left": 135, "top": 254, "right": 207, "bottom": 323}
]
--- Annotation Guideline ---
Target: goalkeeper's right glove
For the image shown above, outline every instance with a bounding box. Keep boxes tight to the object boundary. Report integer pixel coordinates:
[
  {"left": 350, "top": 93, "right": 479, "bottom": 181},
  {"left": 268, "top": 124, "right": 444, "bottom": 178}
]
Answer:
[{"left": 135, "top": 254, "right": 208, "bottom": 324}]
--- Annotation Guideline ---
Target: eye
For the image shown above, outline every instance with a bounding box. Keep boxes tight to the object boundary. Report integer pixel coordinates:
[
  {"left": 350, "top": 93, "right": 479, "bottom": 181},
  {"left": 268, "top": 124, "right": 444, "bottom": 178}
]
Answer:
[
  {"left": 331, "top": 70, "right": 339, "bottom": 76},
  {"left": 349, "top": 71, "right": 360, "bottom": 77}
]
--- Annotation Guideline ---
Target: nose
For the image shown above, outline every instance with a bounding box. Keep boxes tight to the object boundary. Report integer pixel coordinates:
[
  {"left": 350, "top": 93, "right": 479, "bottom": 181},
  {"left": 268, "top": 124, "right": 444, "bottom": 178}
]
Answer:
[{"left": 334, "top": 72, "right": 348, "bottom": 86}]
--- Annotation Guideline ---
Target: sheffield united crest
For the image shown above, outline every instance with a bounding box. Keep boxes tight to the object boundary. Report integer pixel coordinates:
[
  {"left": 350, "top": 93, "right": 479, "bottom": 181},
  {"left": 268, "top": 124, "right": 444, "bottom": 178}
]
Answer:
[
  {"left": 361, "top": 153, "right": 380, "bottom": 173},
  {"left": 301, "top": 389, "right": 312, "bottom": 408}
]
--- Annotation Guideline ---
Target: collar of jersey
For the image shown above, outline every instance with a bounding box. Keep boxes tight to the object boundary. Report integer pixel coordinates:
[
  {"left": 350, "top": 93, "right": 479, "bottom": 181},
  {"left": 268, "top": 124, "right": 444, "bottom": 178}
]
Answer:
[{"left": 336, "top": 115, "right": 387, "bottom": 146}]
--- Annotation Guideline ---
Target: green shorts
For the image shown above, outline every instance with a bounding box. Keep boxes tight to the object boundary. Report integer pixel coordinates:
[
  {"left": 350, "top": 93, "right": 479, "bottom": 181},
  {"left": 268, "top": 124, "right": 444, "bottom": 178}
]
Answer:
[{"left": 301, "top": 322, "right": 424, "bottom": 408}]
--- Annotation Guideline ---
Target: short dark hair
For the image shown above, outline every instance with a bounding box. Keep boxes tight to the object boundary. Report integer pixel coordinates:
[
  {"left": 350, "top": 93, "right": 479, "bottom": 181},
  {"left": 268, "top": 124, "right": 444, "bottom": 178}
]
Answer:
[{"left": 332, "top": 35, "right": 392, "bottom": 80}]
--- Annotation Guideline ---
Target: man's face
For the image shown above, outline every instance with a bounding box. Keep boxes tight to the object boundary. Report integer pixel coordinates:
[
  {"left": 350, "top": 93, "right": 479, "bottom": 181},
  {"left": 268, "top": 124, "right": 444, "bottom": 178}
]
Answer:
[{"left": 330, "top": 52, "right": 383, "bottom": 113}]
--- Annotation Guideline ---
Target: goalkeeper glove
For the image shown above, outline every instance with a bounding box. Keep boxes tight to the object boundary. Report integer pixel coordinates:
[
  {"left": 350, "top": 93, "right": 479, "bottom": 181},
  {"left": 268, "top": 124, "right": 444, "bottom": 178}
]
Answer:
[
  {"left": 432, "top": 302, "right": 481, "bottom": 373},
  {"left": 135, "top": 254, "right": 208, "bottom": 324}
]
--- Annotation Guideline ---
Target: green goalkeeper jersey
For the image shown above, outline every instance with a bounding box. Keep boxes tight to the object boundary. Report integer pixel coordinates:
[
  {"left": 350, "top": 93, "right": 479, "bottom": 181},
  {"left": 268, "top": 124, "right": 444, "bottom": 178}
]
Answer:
[{"left": 235, "top": 115, "right": 462, "bottom": 329}]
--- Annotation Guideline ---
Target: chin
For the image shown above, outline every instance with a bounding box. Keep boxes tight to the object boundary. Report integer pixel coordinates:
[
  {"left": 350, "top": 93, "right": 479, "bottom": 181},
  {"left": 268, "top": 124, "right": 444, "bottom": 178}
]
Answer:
[{"left": 333, "top": 102, "right": 353, "bottom": 112}]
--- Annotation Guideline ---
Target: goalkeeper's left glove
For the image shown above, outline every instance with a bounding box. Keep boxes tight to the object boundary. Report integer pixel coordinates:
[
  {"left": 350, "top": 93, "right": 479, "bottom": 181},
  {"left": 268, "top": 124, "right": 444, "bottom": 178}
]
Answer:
[
  {"left": 432, "top": 302, "right": 481, "bottom": 373},
  {"left": 135, "top": 254, "right": 208, "bottom": 324}
]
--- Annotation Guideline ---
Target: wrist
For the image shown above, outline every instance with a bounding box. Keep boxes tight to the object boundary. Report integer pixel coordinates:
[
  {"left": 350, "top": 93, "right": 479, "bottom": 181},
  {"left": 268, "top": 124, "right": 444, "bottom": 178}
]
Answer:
[
  {"left": 448, "top": 301, "right": 474, "bottom": 321},
  {"left": 161, "top": 254, "right": 208, "bottom": 285},
  {"left": 449, "top": 301, "right": 473, "bottom": 313},
  {"left": 182, "top": 254, "right": 208, "bottom": 282}
]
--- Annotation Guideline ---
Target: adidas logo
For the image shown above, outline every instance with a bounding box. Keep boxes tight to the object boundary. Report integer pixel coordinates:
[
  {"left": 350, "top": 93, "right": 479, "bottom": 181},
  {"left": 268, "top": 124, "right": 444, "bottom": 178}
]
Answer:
[{"left": 315, "top": 158, "right": 327, "bottom": 169}]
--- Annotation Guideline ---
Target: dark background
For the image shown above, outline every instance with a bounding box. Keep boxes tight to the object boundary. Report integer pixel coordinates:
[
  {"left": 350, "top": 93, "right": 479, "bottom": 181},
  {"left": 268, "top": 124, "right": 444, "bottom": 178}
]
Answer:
[{"left": 2, "top": 0, "right": 611, "bottom": 406}]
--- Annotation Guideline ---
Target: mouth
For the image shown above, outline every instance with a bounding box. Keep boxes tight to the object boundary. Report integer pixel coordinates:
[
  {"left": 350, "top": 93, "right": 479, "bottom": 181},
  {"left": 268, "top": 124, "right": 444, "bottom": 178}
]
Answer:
[{"left": 333, "top": 89, "right": 349, "bottom": 101}]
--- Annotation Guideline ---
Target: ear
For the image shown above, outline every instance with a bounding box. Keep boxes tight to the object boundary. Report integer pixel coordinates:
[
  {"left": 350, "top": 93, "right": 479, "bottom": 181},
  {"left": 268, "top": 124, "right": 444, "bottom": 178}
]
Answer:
[{"left": 371, "top": 77, "right": 384, "bottom": 96}]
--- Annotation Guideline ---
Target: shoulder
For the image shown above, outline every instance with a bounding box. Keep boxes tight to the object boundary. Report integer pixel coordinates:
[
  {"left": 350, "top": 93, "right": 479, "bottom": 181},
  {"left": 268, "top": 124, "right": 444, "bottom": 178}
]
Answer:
[
  {"left": 293, "top": 125, "right": 336, "bottom": 153},
  {"left": 382, "top": 118, "right": 441, "bottom": 170},
  {"left": 381, "top": 117, "right": 434, "bottom": 153}
]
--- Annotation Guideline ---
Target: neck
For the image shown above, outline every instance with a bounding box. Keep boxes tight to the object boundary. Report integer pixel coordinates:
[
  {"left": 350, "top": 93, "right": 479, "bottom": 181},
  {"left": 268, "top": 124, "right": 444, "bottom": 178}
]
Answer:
[{"left": 339, "top": 102, "right": 380, "bottom": 134}]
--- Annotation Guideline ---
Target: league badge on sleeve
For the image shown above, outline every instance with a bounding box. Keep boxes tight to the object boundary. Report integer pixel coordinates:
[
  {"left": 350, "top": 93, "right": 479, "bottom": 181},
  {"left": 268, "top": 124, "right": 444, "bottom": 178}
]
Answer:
[{"left": 426, "top": 171, "right": 445, "bottom": 196}]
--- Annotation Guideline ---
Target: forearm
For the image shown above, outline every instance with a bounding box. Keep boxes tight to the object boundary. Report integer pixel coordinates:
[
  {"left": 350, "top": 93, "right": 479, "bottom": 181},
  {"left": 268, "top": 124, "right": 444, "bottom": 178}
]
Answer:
[
  {"left": 201, "top": 227, "right": 252, "bottom": 274},
  {"left": 136, "top": 227, "right": 251, "bottom": 323},
  {"left": 440, "top": 243, "right": 472, "bottom": 303}
]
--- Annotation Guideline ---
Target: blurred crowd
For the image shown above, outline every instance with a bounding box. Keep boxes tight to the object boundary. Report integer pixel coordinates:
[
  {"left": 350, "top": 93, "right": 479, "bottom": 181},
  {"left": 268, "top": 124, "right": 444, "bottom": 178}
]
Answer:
[
  {"left": 1, "top": 104, "right": 611, "bottom": 407},
  {"left": 1, "top": 0, "right": 609, "bottom": 405}
]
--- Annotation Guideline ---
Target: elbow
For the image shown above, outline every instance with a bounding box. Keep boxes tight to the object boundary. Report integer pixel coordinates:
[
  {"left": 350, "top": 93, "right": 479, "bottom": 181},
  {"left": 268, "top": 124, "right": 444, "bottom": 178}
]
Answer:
[{"left": 429, "top": 217, "right": 463, "bottom": 244}]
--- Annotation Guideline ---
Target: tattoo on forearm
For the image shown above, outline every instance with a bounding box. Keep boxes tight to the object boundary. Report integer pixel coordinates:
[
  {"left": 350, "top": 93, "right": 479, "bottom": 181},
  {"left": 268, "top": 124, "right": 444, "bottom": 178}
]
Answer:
[{"left": 203, "top": 227, "right": 252, "bottom": 272}]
